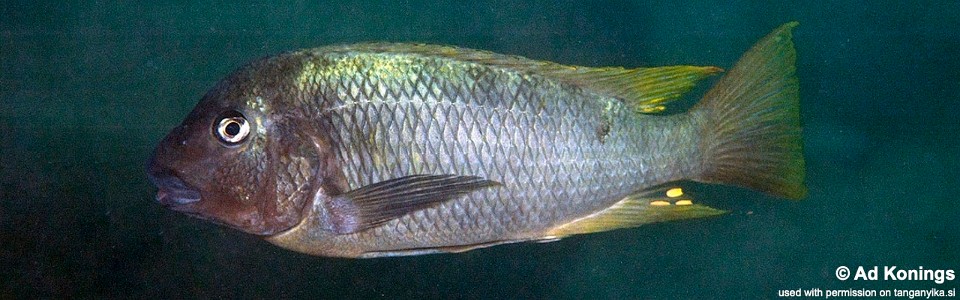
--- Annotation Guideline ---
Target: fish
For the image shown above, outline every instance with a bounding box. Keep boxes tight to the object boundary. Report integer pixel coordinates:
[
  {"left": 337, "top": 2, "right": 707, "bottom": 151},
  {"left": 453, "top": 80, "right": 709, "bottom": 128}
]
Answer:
[{"left": 146, "top": 22, "right": 806, "bottom": 258}]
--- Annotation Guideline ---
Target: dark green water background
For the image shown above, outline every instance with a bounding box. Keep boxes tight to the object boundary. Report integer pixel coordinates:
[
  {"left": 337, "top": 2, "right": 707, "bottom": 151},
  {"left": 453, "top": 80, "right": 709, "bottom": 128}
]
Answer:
[{"left": 2, "top": 1, "right": 958, "bottom": 298}]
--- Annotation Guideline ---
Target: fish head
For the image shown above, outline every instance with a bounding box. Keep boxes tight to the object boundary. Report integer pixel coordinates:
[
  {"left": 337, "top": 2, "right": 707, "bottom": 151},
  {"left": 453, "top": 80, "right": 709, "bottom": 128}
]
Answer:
[{"left": 147, "top": 57, "right": 324, "bottom": 236}]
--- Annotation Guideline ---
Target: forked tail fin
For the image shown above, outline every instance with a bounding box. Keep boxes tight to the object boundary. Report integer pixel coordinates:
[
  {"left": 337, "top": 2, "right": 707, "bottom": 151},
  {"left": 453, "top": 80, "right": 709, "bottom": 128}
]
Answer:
[{"left": 692, "top": 22, "right": 807, "bottom": 199}]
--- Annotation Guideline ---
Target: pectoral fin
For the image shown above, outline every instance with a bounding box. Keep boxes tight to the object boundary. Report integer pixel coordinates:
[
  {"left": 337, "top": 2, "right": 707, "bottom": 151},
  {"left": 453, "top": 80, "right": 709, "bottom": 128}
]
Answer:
[
  {"left": 543, "top": 185, "right": 726, "bottom": 238},
  {"left": 321, "top": 174, "right": 500, "bottom": 235}
]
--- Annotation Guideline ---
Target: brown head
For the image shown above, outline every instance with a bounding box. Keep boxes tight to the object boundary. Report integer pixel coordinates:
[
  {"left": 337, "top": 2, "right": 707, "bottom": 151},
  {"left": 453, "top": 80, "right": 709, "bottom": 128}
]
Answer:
[{"left": 146, "top": 54, "right": 329, "bottom": 235}]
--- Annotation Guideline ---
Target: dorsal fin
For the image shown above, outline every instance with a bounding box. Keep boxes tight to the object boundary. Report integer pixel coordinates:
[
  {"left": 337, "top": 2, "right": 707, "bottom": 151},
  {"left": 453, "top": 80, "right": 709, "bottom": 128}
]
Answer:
[
  {"left": 307, "top": 43, "right": 722, "bottom": 113},
  {"left": 540, "top": 65, "right": 724, "bottom": 113}
]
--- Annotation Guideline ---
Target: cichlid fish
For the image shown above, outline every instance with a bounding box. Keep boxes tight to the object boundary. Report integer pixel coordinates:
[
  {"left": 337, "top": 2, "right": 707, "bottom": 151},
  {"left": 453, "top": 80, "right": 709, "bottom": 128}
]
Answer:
[{"left": 147, "top": 23, "right": 806, "bottom": 258}]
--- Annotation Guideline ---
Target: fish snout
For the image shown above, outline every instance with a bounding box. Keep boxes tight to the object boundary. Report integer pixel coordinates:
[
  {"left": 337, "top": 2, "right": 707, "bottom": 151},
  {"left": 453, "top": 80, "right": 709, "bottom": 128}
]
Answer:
[
  {"left": 146, "top": 123, "right": 204, "bottom": 206},
  {"left": 146, "top": 154, "right": 201, "bottom": 206}
]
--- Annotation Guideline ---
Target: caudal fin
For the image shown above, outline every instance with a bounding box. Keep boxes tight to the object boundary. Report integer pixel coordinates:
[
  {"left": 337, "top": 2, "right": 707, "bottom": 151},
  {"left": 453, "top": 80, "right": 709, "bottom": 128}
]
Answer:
[{"left": 692, "top": 22, "right": 807, "bottom": 199}]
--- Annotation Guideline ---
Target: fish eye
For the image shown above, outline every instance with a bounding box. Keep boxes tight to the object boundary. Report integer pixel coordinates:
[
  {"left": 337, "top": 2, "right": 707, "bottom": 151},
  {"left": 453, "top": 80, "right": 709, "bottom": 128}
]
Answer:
[{"left": 213, "top": 111, "right": 250, "bottom": 145}]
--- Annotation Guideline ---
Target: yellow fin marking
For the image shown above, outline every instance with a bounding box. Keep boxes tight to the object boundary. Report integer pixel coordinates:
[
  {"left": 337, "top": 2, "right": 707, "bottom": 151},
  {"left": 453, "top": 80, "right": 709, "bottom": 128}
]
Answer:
[
  {"left": 666, "top": 188, "right": 684, "bottom": 198},
  {"left": 650, "top": 200, "right": 671, "bottom": 206},
  {"left": 640, "top": 106, "right": 666, "bottom": 113},
  {"left": 675, "top": 200, "right": 693, "bottom": 206}
]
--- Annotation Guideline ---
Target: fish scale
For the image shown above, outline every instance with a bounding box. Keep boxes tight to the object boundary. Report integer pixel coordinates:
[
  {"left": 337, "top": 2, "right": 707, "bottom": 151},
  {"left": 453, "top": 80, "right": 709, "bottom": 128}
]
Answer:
[{"left": 302, "top": 50, "right": 681, "bottom": 252}]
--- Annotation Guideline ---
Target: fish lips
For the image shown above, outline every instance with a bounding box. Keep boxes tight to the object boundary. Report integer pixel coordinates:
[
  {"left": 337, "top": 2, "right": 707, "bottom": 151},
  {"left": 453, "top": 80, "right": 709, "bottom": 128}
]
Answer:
[{"left": 147, "top": 169, "right": 202, "bottom": 207}]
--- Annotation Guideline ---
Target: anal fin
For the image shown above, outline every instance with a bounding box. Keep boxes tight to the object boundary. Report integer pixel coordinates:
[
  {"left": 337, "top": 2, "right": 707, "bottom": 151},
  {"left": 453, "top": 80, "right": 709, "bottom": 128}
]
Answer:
[
  {"left": 544, "top": 186, "right": 726, "bottom": 238},
  {"left": 358, "top": 240, "right": 521, "bottom": 258}
]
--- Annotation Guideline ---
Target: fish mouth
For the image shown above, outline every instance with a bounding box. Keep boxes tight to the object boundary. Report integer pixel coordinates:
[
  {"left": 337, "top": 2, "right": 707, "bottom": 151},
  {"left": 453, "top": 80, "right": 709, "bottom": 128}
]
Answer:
[{"left": 147, "top": 170, "right": 201, "bottom": 206}]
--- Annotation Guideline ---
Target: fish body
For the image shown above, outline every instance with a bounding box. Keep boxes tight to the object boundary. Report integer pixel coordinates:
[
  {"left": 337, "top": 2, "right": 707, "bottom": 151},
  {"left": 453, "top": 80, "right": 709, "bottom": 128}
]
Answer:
[{"left": 147, "top": 23, "right": 806, "bottom": 258}]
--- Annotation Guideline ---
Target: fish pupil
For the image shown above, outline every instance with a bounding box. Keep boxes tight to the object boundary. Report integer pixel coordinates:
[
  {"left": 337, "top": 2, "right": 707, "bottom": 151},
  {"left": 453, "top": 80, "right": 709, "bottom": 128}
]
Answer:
[{"left": 225, "top": 122, "right": 241, "bottom": 136}]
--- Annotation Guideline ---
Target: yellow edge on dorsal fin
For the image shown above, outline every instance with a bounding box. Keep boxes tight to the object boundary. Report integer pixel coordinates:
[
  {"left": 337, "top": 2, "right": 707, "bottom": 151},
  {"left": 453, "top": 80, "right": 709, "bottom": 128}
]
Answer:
[
  {"left": 542, "top": 186, "right": 727, "bottom": 238},
  {"left": 308, "top": 43, "right": 722, "bottom": 114},
  {"left": 543, "top": 65, "right": 724, "bottom": 114}
]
